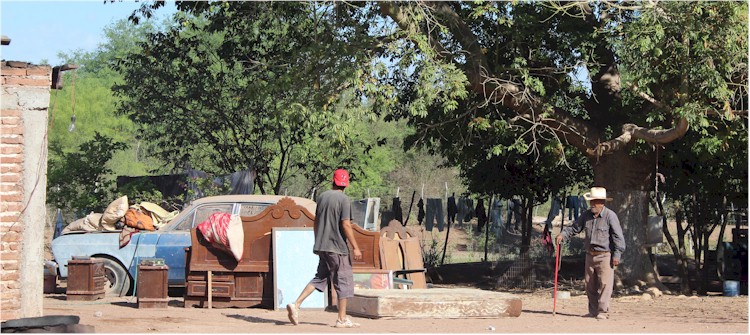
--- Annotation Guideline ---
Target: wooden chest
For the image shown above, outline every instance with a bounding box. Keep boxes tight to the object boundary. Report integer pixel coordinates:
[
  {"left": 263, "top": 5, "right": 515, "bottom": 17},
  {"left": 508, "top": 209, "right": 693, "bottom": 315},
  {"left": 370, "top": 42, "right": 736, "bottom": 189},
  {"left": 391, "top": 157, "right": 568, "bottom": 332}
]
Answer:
[
  {"left": 66, "top": 258, "right": 105, "bottom": 301},
  {"left": 137, "top": 264, "right": 169, "bottom": 308}
]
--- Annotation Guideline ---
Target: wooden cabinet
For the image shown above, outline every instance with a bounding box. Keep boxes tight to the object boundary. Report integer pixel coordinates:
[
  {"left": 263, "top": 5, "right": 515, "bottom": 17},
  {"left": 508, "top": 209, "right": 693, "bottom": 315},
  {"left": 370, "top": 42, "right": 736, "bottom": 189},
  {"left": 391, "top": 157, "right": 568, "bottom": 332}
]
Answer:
[
  {"left": 137, "top": 264, "right": 169, "bottom": 308},
  {"left": 66, "top": 258, "right": 105, "bottom": 301}
]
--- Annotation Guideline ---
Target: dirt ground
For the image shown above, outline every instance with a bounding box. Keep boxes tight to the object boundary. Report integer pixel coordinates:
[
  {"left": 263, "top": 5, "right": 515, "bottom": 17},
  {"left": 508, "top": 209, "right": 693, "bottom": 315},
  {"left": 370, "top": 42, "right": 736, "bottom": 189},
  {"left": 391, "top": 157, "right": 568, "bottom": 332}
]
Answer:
[
  {"left": 41, "top": 215, "right": 748, "bottom": 333},
  {"left": 42, "top": 288, "right": 747, "bottom": 333}
]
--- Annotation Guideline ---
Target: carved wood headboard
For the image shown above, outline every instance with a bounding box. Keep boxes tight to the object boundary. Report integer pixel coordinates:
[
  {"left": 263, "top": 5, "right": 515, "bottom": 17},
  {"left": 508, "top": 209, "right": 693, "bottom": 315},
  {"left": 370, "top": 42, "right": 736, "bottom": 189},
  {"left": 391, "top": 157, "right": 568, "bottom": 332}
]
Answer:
[{"left": 189, "top": 197, "right": 315, "bottom": 272}]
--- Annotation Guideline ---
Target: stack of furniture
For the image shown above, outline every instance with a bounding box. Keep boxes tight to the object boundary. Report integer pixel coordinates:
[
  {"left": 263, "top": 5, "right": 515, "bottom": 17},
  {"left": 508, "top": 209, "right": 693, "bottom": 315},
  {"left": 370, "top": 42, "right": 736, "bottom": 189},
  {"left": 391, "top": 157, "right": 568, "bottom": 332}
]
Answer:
[{"left": 184, "top": 197, "right": 385, "bottom": 308}]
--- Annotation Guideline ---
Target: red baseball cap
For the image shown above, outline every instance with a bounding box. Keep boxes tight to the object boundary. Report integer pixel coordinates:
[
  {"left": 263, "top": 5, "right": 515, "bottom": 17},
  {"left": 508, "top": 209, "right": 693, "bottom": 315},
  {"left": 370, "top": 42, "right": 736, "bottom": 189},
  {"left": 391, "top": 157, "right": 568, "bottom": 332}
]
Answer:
[{"left": 333, "top": 169, "right": 349, "bottom": 187}]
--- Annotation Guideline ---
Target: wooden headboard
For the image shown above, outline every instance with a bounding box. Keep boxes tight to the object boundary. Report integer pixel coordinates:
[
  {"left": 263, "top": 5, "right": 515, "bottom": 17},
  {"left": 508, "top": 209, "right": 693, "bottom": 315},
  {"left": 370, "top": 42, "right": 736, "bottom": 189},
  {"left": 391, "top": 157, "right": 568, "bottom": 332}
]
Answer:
[
  {"left": 189, "top": 197, "right": 315, "bottom": 272},
  {"left": 349, "top": 223, "right": 381, "bottom": 272}
]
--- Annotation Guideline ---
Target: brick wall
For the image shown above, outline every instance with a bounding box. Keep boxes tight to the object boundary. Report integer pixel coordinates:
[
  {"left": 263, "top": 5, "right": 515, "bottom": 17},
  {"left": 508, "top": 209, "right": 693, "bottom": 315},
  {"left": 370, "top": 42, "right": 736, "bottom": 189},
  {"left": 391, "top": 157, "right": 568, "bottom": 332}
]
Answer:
[{"left": 1, "top": 61, "right": 51, "bottom": 321}]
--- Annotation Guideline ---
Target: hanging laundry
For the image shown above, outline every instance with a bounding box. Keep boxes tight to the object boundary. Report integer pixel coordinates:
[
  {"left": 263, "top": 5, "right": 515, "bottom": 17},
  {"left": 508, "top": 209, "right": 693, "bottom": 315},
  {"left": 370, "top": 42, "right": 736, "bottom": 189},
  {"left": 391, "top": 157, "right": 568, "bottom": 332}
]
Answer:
[
  {"left": 417, "top": 198, "right": 425, "bottom": 225},
  {"left": 392, "top": 197, "right": 403, "bottom": 225},
  {"left": 425, "top": 198, "right": 445, "bottom": 232},
  {"left": 490, "top": 198, "right": 504, "bottom": 239},
  {"left": 545, "top": 196, "right": 564, "bottom": 229},
  {"left": 475, "top": 199, "right": 488, "bottom": 234},
  {"left": 447, "top": 193, "right": 457, "bottom": 225}
]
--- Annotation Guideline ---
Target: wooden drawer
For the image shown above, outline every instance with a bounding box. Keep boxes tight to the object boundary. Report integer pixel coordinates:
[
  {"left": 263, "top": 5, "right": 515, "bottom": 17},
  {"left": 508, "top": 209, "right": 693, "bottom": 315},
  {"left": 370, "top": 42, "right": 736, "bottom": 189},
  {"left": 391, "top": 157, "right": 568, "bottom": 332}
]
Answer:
[
  {"left": 187, "top": 281, "right": 234, "bottom": 298},
  {"left": 187, "top": 272, "right": 234, "bottom": 282},
  {"left": 233, "top": 272, "right": 272, "bottom": 299}
]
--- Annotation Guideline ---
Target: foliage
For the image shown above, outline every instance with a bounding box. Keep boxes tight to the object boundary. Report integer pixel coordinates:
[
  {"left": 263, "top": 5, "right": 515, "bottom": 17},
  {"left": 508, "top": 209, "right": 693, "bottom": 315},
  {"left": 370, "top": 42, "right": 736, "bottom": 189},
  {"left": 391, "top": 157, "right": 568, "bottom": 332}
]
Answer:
[
  {"left": 47, "top": 132, "right": 128, "bottom": 214},
  {"left": 50, "top": 19, "right": 165, "bottom": 179},
  {"left": 114, "top": 2, "right": 382, "bottom": 195},
  {"left": 421, "top": 233, "right": 447, "bottom": 268},
  {"left": 117, "top": 178, "right": 164, "bottom": 206}
]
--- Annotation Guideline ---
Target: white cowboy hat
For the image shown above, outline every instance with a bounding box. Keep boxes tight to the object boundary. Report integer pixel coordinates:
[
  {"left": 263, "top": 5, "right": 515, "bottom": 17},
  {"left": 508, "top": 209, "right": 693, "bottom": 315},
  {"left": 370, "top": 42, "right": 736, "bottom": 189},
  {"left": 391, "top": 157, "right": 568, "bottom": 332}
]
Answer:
[{"left": 583, "top": 187, "right": 613, "bottom": 201}]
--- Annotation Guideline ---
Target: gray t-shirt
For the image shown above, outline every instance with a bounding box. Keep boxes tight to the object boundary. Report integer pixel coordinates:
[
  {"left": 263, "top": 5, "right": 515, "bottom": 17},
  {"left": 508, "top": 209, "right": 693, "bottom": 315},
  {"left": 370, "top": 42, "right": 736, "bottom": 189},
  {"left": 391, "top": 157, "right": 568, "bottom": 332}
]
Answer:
[{"left": 313, "top": 189, "right": 352, "bottom": 255}]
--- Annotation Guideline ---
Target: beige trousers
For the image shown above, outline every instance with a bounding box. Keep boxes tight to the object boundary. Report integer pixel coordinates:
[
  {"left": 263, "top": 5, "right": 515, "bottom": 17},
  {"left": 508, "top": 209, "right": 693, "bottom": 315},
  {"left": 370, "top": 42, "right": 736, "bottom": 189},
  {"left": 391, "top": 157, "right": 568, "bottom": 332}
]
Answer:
[{"left": 585, "top": 252, "right": 614, "bottom": 316}]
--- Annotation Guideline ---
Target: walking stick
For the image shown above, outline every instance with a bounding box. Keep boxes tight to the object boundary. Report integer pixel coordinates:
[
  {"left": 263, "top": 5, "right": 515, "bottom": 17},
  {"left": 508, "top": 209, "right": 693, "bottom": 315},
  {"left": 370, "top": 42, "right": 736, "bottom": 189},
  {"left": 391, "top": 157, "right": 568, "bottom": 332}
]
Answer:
[{"left": 553, "top": 243, "right": 561, "bottom": 316}]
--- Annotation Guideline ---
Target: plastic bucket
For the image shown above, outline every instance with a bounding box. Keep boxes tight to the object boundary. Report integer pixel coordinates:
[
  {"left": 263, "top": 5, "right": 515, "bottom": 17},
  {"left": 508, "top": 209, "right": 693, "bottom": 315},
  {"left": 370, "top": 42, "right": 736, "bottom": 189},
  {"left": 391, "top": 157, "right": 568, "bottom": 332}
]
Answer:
[{"left": 723, "top": 280, "right": 740, "bottom": 297}]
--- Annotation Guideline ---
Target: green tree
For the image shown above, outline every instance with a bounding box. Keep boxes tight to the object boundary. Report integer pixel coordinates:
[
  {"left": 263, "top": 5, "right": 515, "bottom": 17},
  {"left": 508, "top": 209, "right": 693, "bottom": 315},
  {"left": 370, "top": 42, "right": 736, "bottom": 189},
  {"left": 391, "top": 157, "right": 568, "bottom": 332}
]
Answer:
[
  {"left": 47, "top": 132, "right": 128, "bottom": 214},
  {"left": 363, "top": 1, "right": 747, "bottom": 286},
  {"left": 115, "top": 2, "right": 379, "bottom": 195}
]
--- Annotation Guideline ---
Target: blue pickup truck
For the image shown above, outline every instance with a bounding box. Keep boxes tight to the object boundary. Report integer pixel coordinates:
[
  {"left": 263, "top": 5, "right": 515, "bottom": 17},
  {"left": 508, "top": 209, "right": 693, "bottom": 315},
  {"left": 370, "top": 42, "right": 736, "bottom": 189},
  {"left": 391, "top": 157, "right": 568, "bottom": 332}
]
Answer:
[{"left": 51, "top": 195, "right": 316, "bottom": 296}]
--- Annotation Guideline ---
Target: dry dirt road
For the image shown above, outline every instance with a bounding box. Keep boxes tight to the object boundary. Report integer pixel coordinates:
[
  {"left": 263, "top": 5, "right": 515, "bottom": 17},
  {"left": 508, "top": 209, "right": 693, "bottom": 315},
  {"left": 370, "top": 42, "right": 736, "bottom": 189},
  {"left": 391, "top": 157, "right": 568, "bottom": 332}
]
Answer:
[{"left": 42, "top": 289, "right": 747, "bottom": 333}]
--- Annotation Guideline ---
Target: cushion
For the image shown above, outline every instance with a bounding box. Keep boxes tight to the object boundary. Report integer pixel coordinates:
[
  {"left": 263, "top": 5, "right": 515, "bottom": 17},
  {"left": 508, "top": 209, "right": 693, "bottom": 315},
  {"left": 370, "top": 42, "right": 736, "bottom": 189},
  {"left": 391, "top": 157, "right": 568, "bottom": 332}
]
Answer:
[{"left": 102, "top": 196, "right": 129, "bottom": 227}]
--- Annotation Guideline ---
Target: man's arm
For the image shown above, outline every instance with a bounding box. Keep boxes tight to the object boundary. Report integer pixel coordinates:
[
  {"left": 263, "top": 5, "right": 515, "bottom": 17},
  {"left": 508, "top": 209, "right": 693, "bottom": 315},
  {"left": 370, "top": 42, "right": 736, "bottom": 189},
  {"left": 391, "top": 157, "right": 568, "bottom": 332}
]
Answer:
[
  {"left": 340, "top": 219, "right": 362, "bottom": 260},
  {"left": 556, "top": 215, "right": 585, "bottom": 245},
  {"left": 609, "top": 214, "right": 626, "bottom": 266}
]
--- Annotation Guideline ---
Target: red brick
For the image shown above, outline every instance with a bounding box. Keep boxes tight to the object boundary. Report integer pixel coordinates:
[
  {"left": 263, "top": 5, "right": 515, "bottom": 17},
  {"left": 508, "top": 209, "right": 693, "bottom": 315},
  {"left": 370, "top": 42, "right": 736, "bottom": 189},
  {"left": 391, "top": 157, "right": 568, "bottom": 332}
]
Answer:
[
  {"left": 0, "top": 136, "right": 23, "bottom": 145},
  {"left": 1, "top": 250, "right": 19, "bottom": 259},
  {"left": 0, "top": 271, "right": 19, "bottom": 281},
  {"left": 0, "top": 289, "right": 20, "bottom": 300},
  {"left": 1, "top": 308, "right": 19, "bottom": 321},
  {"left": 3, "top": 77, "right": 50, "bottom": 87},
  {"left": 1, "top": 232, "right": 19, "bottom": 243},
  {"left": 26, "top": 66, "right": 51, "bottom": 76},
  {"left": 0, "top": 203, "right": 23, "bottom": 212},
  {"left": 4, "top": 281, "right": 20, "bottom": 290},
  {"left": 0, "top": 298, "right": 20, "bottom": 310},
  {"left": 0, "top": 154, "right": 24, "bottom": 163},
  {"left": 0, "top": 165, "right": 21, "bottom": 173},
  {"left": 0, "top": 184, "right": 21, "bottom": 193},
  {"left": 0, "top": 146, "right": 22, "bottom": 155},
  {"left": 0, "top": 110, "right": 21, "bottom": 118},
  {"left": 0, "top": 68, "right": 26, "bottom": 76},
  {"left": 0, "top": 125, "right": 23, "bottom": 135},
  {"left": 0, "top": 172, "right": 21, "bottom": 181},
  {"left": 0, "top": 214, "right": 20, "bottom": 222},
  {"left": 1, "top": 261, "right": 18, "bottom": 271},
  {"left": 0, "top": 117, "right": 21, "bottom": 125}
]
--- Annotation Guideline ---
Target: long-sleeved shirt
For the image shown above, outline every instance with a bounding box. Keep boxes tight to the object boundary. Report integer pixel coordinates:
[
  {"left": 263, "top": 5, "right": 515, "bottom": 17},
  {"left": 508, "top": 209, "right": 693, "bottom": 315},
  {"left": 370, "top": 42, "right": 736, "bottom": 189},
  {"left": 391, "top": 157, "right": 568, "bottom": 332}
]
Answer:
[{"left": 560, "top": 206, "right": 626, "bottom": 260}]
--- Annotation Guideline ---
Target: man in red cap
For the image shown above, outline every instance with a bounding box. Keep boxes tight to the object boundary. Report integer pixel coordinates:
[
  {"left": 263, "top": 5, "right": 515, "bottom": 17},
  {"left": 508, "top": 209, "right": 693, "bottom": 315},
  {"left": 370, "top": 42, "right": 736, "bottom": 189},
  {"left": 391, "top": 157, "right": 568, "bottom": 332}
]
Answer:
[{"left": 287, "top": 169, "right": 363, "bottom": 328}]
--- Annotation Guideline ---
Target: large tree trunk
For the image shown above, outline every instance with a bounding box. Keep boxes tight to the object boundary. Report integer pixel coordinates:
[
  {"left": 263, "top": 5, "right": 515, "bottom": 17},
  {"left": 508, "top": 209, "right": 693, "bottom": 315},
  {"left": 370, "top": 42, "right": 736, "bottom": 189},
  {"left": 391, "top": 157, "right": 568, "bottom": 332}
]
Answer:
[{"left": 590, "top": 150, "right": 660, "bottom": 287}]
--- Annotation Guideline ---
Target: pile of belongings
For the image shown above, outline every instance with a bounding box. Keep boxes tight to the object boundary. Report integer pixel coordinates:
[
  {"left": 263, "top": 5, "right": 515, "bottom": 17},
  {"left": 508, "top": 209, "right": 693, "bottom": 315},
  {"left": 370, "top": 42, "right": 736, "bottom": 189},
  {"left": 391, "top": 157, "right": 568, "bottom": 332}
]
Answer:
[{"left": 61, "top": 196, "right": 179, "bottom": 235}]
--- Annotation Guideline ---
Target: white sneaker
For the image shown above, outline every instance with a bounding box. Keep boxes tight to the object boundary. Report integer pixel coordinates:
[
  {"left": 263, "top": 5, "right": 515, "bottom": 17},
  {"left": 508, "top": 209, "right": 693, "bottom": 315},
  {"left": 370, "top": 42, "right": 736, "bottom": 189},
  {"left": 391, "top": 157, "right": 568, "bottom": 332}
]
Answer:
[
  {"left": 334, "top": 317, "right": 360, "bottom": 328},
  {"left": 286, "top": 303, "right": 299, "bottom": 325}
]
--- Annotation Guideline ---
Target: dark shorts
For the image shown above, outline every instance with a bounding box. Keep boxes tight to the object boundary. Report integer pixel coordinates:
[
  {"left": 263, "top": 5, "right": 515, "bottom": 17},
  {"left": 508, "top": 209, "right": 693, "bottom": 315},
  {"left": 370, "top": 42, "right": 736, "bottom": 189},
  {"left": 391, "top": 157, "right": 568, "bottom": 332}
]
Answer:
[{"left": 309, "top": 252, "right": 354, "bottom": 300}]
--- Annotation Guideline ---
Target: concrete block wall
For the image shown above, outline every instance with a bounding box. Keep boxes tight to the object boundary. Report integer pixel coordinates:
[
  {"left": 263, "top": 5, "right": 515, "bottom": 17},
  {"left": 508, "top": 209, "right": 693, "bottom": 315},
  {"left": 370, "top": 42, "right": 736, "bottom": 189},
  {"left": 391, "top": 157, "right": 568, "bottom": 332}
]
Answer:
[{"left": 1, "top": 61, "right": 51, "bottom": 321}]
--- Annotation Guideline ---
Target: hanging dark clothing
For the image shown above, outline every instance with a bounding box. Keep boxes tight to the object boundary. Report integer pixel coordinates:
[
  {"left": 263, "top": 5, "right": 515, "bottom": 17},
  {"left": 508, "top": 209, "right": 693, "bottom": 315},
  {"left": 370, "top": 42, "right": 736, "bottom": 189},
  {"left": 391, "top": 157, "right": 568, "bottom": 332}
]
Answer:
[
  {"left": 475, "top": 201, "right": 488, "bottom": 233},
  {"left": 447, "top": 195, "right": 457, "bottom": 224},
  {"left": 417, "top": 198, "right": 425, "bottom": 225},
  {"left": 425, "top": 198, "right": 445, "bottom": 232},
  {"left": 392, "top": 197, "right": 403, "bottom": 225}
]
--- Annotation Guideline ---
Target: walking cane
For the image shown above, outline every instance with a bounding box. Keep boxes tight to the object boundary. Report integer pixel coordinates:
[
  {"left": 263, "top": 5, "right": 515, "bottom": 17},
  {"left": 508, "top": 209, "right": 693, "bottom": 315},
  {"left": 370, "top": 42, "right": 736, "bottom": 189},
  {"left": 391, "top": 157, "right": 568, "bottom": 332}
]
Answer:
[{"left": 553, "top": 243, "right": 561, "bottom": 316}]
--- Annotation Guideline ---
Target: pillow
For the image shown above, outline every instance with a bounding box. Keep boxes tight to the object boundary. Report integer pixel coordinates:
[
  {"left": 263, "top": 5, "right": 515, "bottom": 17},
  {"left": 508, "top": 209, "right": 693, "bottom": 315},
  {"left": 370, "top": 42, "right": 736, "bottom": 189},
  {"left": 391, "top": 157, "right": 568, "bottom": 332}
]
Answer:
[
  {"left": 102, "top": 196, "right": 128, "bottom": 227},
  {"left": 196, "top": 213, "right": 244, "bottom": 262}
]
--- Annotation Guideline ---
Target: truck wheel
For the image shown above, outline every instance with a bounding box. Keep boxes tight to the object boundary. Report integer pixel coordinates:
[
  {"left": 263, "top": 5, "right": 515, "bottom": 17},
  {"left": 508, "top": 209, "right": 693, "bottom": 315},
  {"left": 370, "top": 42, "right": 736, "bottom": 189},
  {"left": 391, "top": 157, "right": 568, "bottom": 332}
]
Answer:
[{"left": 94, "top": 257, "right": 132, "bottom": 296}]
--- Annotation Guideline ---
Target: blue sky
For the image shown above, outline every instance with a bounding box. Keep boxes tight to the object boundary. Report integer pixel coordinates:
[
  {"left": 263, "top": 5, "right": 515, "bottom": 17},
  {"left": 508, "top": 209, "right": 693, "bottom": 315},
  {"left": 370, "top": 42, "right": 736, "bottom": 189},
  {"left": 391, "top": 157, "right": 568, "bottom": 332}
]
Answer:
[{"left": 1, "top": 1, "right": 174, "bottom": 66}]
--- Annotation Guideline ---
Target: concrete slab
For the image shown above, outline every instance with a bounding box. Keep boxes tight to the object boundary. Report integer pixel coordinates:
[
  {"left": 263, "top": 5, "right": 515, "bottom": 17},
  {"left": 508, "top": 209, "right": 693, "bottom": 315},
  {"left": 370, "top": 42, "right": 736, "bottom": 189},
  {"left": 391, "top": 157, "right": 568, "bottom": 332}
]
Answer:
[{"left": 348, "top": 288, "right": 522, "bottom": 319}]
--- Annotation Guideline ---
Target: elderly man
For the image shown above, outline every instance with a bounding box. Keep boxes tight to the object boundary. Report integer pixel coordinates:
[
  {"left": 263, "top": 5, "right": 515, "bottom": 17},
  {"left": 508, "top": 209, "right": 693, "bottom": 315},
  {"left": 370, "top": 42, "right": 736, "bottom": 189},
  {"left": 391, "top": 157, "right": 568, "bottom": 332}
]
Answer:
[{"left": 556, "top": 187, "right": 626, "bottom": 320}]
